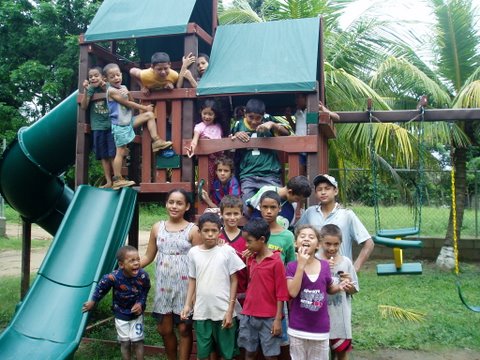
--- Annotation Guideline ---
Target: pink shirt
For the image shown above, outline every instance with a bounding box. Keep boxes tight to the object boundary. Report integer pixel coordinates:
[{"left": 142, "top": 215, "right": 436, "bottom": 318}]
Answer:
[{"left": 194, "top": 122, "right": 222, "bottom": 140}]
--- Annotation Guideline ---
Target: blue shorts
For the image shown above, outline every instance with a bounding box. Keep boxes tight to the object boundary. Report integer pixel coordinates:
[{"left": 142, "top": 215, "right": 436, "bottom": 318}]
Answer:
[
  {"left": 92, "top": 129, "right": 115, "bottom": 160},
  {"left": 237, "top": 315, "right": 281, "bottom": 357},
  {"left": 112, "top": 118, "right": 135, "bottom": 147}
]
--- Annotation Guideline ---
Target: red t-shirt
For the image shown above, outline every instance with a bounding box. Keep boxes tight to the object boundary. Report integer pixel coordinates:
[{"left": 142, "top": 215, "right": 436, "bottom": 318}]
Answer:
[
  {"left": 220, "top": 229, "right": 248, "bottom": 303},
  {"left": 242, "top": 251, "right": 289, "bottom": 318}
]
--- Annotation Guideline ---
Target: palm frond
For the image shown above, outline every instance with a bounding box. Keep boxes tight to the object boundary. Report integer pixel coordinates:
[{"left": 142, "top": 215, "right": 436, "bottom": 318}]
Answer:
[
  {"left": 430, "top": 0, "right": 480, "bottom": 91},
  {"left": 452, "top": 80, "right": 480, "bottom": 108},
  {"left": 218, "top": 0, "right": 263, "bottom": 24},
  {"left": 379, "top": 305, "right": 426, "bottom": 322},
  {"left": 370, "top": 56, "right": 452, "bottom": 107}
]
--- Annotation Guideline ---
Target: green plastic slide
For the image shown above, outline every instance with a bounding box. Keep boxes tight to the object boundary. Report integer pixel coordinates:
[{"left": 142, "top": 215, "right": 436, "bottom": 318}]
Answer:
[
  {"left": 0, "top": 92, "right": 138, "bottom": 358},
  {"left": 0, "top": 186, "right": 137, "bottom": 359}
]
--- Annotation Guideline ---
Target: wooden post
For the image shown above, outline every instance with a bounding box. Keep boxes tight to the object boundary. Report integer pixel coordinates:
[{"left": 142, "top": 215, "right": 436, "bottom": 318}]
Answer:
[
  {"left": 75, "top": 42, "right": 91, "bottom": 188},
  {"left": 21, "top": 220, "right": 32, "bottom": 299}
]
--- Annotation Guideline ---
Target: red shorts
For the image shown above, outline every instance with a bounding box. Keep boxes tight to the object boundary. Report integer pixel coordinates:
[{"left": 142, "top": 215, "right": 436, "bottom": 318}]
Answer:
[{"left": 330, "top": 338, "right": 352, "bottom": 353}]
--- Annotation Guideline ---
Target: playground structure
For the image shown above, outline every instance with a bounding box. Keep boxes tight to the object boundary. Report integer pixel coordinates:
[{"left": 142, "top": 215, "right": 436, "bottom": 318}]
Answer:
[
  {"left": 1, "top": 0, "right": 480, "bottom": 357},
  {"left": 0, "top": 0, "right": 334, "bottom": 358}
]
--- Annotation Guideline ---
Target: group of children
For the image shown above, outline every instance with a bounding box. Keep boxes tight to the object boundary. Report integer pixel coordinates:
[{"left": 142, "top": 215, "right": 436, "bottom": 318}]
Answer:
[
  {"left": 81, "top": 51, "right": 210, "bottom": 190},
  {"left": 83, "top": 171, "right": 372, "bottom": 360}
]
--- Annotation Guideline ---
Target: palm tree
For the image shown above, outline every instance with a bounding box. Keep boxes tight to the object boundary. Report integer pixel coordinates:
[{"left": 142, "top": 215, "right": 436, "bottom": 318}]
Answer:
[
  {"left": 220, "top": 0, "right": 480, "bottom": 269},
  {"left": 370, "top": 0, "right": 480, "bottom": 269}
]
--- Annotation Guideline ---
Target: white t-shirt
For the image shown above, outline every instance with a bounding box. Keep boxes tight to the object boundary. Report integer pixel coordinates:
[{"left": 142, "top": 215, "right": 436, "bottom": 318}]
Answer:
[
  {"left": 187, "top": 245, "right": 246, "bottom": 321},
  {"left": 296, "top": 203, "right": 371, "bottom": 260},
  {"left": 294, "top": 109, "right": 307, "bottom": 136}
]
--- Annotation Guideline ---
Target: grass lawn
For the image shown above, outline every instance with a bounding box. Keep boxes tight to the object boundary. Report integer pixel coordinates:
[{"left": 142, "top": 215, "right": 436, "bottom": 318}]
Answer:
[{"left": 1, "top": 261, "right": 479, "bottom": 358}]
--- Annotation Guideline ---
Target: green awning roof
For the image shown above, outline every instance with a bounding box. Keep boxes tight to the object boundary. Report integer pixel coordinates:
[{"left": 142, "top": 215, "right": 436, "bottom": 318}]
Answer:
[
  {"left": 84, "top": 0, "right": 211, "bottom": 42},
  {"left": 197, "top": 17, "right": 321, "bottom": 96}
]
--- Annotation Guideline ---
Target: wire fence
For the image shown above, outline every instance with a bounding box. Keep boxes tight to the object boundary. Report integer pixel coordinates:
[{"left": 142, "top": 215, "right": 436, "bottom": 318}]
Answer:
[{"left": 329, "top": 168, "right": 480, "bottom": 239}]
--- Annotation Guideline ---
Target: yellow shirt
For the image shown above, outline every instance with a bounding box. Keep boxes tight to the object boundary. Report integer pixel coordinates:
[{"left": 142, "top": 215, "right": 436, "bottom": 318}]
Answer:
[{"left": 139, "top": 68, "right": 179, "bottom": 90}]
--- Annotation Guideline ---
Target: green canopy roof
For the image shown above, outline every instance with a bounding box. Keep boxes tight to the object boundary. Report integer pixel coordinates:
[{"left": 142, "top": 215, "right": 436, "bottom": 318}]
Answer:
[
  {"left": 84, "top": 0, "right": 212, "bottom": 42},
  {"left": 197, "top": 17, "right": 321, "bottom": 96}
]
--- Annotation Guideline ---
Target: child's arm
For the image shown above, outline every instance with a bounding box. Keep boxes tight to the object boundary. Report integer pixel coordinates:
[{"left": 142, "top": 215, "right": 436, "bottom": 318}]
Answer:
[
  {"left": 110, "top": 86, "right": 153, "bottom": 112},
  {"left": 223, "top": 273, "right": 238, "bottom": 329},
  {"left": 272, "top": 301, "right": 283, "bottom": 336},
  {"left": 109, "top": 87, "right": 153, "bottom": 113},
  {"left": 256, "top": 121, "right": 290, "bottom": 136},
  {"left": 284, "top": 107, "right": 296, "bottom": 131},
  {"left": 81, "top": 273, "right": 114, "bottom": 312},
  {"left": 141, "top": 222, "right": 159, "bottom": 268},
  {"left": 181, "top": 277, "right": 196, "bottom": 320},
  {"left": 177, "top": 53, "right": 197, "bottom": 88},
  {"left": 287, "top": 247, "right": 309, "bottom": 298},
  {"left": 80, "top": 80, "right": 92, "bottom": 110},
  {"left": 185, "top": 130, "right": 201, "bottom": 158},
  {"left": 201, "top": 189, "right": 217, "bottom": 208},
  {"left": 189, "top": 224, "right": 203, "bottom": 246},
  {"left": 129, "top": 67, "right": 150, "bottom": 96},
  {"left": 131, "top": 270, "right": 151, "bottom": 315}
]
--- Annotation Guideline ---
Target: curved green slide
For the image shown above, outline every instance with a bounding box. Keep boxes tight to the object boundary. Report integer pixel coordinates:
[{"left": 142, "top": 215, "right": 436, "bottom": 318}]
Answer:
[{"left": 0, "top": 92, "right": 138, "bottom": 358}]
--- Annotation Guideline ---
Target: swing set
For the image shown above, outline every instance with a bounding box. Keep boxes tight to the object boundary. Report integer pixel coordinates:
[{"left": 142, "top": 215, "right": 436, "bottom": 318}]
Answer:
[{"left": 368, "top": 98, "right": 425, "bottom": 275}]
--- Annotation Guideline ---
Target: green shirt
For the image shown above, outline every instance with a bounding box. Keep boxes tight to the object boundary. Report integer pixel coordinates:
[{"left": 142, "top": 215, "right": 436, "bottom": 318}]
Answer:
[
  {"left": 88, "top": 87, "right": 110, "bottom": 131},
  {"left": 231, "top": 116, "right": 285, "bottom": 180},
  {"left": 268, "top": 229, "right": 296, "bottom": 266}
]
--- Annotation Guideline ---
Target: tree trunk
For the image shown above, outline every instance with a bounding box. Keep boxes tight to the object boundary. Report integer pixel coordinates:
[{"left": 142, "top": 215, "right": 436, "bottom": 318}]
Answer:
[{"left": 436, "top": 146, "right": 467, "bottom": 270}]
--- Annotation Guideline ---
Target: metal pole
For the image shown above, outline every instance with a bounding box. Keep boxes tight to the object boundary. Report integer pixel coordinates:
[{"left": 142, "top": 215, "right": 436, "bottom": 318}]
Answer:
[
  {"left": 21, "top": 220, "right": 32, "bottom": 299},
  {"left": 475, "top": 170, "right": 478, "bottom": 238}
]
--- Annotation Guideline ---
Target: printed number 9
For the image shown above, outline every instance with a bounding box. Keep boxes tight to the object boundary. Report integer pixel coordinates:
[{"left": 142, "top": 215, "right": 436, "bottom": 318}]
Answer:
[{"left": 135, "top": 323, "right": 143, "bottom": 336}]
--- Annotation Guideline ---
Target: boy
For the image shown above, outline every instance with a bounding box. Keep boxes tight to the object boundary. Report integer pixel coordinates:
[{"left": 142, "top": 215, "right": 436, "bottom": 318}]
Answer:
[
  {"left": 296, "top": 174, "right": 374, "bottom": 272},
  {"left": 82, "top": 245, "right": 150, "bottom": 360},
  {"left": 259, "top": 191, "right": 296, "bottom": 266},
  {"left": 319, "top": 224, "right": 359, "bottom": 360},
  {"left": 246, "top": 175, "right": 311, "bottom": 229},
  {"left": 103, "top": 63, "right": 172, "bottom": 190},
  {"left": 201, "top": 155, "right": 241, "bottom": 210},
  {"left": 219, "top": 195, "right": 248, "bottom": 305},
  {"left": 181, "top": 213, "right": 245, "bottom": 360},
  {"left": 130, "top": 52, "right": 179, "bottom": 95},
  {"left": 230, "top": 98, "right": 290, "bottom": 205},
  {"left": 238, "top": 218, "right": 289, "bottom": 360},
  {"left": 80, "top": 66, "right": 115, "bottom": 188}
]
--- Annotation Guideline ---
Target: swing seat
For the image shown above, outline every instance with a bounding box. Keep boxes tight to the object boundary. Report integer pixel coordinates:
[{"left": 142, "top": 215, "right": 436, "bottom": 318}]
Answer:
[
  {"left": 373, "top": 235, "right": 423, "bottom": 249},
  {"left": 377, "top": 227, "right": 420, "bottom": 238},
  {"left": 456, "top": 280, "right": 480, "bottom": 312},
  {"left": 377, "top": 262, "right": 423, "bottom": 275}
]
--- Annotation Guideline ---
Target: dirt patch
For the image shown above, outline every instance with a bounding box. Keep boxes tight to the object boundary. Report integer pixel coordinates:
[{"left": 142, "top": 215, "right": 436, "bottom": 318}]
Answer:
[{"left": 0, "top": 223, "right": 150, "bottom": 277}]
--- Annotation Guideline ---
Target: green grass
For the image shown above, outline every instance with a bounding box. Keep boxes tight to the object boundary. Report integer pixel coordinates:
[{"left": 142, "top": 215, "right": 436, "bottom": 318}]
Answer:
[
  {"left": 350, "top": 204, "right": 480, "bottom": 238},
  {"left": 1, "top": 261, "right": 479, "bottom": 358},
  {"left": 138, "top": 203, "right": 168, "bottom": 231},
  {"left": 0, "top": 236, "right": 51, "bottom": 251}
]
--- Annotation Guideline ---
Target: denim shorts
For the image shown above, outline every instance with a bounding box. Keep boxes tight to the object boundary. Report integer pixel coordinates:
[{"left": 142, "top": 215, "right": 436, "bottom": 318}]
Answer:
[
  {"left": 92, "top": 129, "right": 115, "bottom": 160},
  {"left": 237, "top": 315, "right": 281, "bottom": 357}
]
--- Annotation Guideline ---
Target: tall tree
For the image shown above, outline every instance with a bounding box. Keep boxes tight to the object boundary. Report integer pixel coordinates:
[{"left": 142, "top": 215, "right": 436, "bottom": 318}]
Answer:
[{"left": 370, "top": 0, "right": 480, "bottom": 269}]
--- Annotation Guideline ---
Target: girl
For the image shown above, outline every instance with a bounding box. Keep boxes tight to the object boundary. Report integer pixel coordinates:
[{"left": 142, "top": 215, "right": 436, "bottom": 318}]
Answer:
[
  {"left": 286, "top": 225, "right": 353, "bottom": 360},
  {"left": 141, "top": 189, "right": 202, "bottom": 360},
  {"left": 185, "top": 99, "right": 223, "bottom": 186}
]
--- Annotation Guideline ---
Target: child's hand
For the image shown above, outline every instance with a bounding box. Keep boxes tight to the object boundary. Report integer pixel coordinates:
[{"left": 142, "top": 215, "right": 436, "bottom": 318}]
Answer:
[
  {"left": 164, "top": 83, "right": 174, "bottom": 90},
  {"left": 82, "top": 300, "right": 95, "bottom": 313},
  {"left": 271, "top": 318, "right": 282, "bottom": 337},
  {"left": 297, "top": 246, "right": 310, "bottom": 268},
  {"left": 328, "top": 256, "right": 335, "bottom": 269},
  {"left": 241, "top": 248, "right": 254, "bottom": 258},
  {"left": 131, "top": 303, "right": 143, "bottom": 315},
  {"left": 185, "top": 142, "right": 196, "bottom": 158},
  {"left": 180, "top": 305, "right": 192, "bottom": 320},
  {"left": 233, "top": 131, "right": 250, "bottom": 143},
  {"left": 182, "top": 53, "right": 196, "bottom": 69},
  {"left": 222, "top": 311, "right": 233, "bottom": 329},
  {"left": 141, "top": 86, "right": 150, "bottom": 96},
  {"left": 144, "top": 104, "right": 154, "bottom": 113},
  {"left": 82, "top": 79, "right": 90, "bottom": 90}
]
